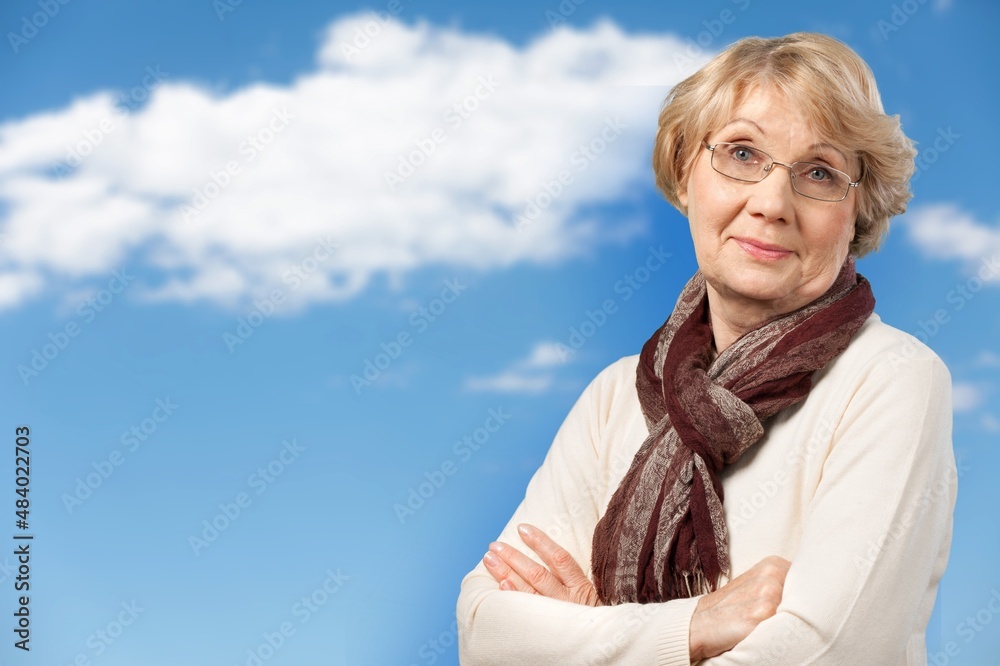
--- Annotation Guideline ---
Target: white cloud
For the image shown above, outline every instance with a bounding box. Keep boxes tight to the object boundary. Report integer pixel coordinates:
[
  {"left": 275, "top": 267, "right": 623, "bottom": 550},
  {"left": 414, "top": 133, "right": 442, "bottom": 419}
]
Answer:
[
  {"left": 981, "top": 413, "right": 1000, "bottom": 434},
  {"left": 519, "top": 341, "right": 568, "bottom": 369},
  {"left": 0, "top": 14, "right": 707, "bottom": 312},
  {"left": 952, "top": 381, "right": 986, "bottom": 413},
  {"left": 464, "top": 372, "right": 555, "bottom": 394},
  {"left": 976, "top": 351, "right": 1000, "bottom": 369},
  {"left": 463, "top": 340, "right": 569, "bottom": 393},
  {"left": 0, "top": 271, "right": 42, "bottom": 309},
  {"left": 902, "top": 204, "right": 1000, "bottom": 284}
]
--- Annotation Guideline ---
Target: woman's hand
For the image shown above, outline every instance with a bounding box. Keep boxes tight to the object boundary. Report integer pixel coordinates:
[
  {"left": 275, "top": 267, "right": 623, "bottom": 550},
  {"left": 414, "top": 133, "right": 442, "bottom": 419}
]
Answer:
[
  {"left": 689, "top": 555, "right": 792, "bottom": 661},
  {"left": 482, "top": 523, "right": 602, "bottom": 607},
  {"left": 482, "top": 525, "right": 788, "bottom": 658}
]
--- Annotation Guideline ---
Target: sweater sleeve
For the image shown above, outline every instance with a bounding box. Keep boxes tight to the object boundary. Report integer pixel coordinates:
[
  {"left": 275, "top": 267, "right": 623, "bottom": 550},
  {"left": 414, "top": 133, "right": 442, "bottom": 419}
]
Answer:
[
  {"left": 697, "top": 352, "right": 957, "bottom": 665},
  {"left": 457, "top": 359, "right": 701, "bottom": 665}
]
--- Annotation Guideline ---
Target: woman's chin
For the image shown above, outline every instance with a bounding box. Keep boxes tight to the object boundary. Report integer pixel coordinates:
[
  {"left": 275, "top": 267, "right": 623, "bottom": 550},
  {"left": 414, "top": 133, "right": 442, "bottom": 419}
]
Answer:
[{"left": 712, "top": 270, "right": 797, "bottom": 307}]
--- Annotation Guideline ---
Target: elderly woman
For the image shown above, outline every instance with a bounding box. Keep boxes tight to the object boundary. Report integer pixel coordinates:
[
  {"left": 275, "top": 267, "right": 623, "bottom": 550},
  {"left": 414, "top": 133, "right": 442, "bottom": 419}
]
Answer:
[{"left": 456, "top": 32, "right": 956, "bottom": 665}]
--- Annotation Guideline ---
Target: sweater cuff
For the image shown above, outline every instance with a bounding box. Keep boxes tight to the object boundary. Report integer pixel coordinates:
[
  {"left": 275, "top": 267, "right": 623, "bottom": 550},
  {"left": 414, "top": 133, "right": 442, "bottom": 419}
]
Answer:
[{"left": 655, "top": 595, "right": 701, "bottom": 666}]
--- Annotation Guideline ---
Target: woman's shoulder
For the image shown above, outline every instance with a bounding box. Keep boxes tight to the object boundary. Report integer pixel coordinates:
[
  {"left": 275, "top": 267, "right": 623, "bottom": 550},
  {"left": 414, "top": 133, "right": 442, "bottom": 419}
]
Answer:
[
  {"left": 568, "top": 354, "right": 644, "bottom": 431},
  {"left": 586, "top": 312, "right": 953, "bottom": 407},
  {"left": 819, "top": 311, "right": 952, "bottom": 391},
  {"left": 595, "top": 353, "right": 642, "bottom": 385}
]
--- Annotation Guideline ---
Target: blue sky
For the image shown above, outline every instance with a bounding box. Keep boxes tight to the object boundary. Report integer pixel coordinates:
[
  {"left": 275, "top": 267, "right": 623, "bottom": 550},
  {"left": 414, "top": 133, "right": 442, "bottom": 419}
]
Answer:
[{"left": 0, "top": 0, "right": 997, "bottom": 664}]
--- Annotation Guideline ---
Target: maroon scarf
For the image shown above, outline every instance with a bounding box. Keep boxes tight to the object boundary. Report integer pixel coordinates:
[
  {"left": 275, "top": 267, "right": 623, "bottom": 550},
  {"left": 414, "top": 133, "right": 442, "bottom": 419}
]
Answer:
[{"left": 591, "top": 256, "right": 875, "bottom": 604}]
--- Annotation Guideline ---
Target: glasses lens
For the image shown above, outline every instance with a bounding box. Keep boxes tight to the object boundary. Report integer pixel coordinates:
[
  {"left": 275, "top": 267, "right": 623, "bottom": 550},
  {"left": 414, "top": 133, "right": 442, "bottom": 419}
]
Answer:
[
  {"left": 791, "top": 162, "right": 850, "bottom": 201},
  {"left": 711, "top": 143, "right": 768, "bottom": 181}
]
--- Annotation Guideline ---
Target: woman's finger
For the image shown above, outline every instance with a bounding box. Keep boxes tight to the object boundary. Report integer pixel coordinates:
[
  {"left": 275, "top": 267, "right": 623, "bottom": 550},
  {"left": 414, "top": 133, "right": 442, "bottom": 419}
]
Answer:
[
  {"left": 486, "top": 540, "right": 568, "bottom": 600},
  {"left": 482, "top": 549, "right": 534, "bottom": 594},
  {"left": 516, "top": 524, "right": 592, "bottom": 589}
]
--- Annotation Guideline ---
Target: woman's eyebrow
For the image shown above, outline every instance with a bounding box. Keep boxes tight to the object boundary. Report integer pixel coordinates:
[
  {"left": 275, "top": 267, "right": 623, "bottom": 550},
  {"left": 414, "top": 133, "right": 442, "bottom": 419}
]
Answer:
[
  {"left": 718, "top": 118, "right": 766, "bottom": 135},
  {"left": 718, "top": 121, "right": 851, "bottom": 166},
  {"left": 807, "top": 142, "right": 849, "bottom": 164}
]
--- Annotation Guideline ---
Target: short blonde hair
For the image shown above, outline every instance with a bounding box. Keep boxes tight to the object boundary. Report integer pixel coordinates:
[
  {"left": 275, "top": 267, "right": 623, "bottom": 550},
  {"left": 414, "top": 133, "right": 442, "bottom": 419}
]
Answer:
[{"left": 652, "top": 33, "right": 916, "bottom": 257}]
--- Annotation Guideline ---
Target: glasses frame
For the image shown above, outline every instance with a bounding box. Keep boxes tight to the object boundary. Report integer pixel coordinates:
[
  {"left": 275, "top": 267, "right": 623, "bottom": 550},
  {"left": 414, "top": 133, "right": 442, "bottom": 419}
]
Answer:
[{"left": 703, "top": 142, "right": 860, "bottom": 203}]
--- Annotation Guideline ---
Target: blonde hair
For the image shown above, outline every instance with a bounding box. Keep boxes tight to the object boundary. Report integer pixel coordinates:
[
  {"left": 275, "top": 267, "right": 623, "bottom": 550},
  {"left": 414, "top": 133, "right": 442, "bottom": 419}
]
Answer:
[{"left": 652, "top": 33, "right": 916, "bottom": 257}]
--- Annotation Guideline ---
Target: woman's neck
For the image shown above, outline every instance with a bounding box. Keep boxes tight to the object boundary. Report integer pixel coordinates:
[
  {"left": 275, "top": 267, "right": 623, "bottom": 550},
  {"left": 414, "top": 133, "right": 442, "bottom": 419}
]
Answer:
[{"left": 705, "top": 283, "right": 783, "bottom": 354}]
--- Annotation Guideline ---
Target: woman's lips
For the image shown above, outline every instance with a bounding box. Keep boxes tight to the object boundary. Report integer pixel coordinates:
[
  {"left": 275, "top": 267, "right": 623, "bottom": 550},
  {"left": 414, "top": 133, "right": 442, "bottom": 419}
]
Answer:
[{"left": 733, "top": 237, "right": 792, "bottom": 261}]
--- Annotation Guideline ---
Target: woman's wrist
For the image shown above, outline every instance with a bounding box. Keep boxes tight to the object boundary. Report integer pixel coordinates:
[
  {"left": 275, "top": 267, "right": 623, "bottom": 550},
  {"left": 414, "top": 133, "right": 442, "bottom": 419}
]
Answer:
[{"left": 688, "top": 597, "right": 706, "bottom": 662}]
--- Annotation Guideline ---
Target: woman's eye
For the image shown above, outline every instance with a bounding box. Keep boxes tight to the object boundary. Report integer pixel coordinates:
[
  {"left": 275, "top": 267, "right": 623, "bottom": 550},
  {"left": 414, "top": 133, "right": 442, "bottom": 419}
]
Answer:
[
  {"left": 728, "top": 146, "right": 754, "bottom": 162},
  {"left": 808, "top": 167, "right": 831, "bottom": 181}
]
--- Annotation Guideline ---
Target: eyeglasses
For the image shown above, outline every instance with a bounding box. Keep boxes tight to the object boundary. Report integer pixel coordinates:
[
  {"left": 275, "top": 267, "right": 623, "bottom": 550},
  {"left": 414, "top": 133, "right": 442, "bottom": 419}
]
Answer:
[{"left": 704, "top": 142, "right": 860, "bottom": 202}]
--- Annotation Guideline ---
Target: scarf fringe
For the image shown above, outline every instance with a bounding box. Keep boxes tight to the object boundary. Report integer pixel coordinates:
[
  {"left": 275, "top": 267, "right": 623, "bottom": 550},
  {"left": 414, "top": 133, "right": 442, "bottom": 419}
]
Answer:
[{"left": 676, "top": 568, "right": 714, "bottom": 598}]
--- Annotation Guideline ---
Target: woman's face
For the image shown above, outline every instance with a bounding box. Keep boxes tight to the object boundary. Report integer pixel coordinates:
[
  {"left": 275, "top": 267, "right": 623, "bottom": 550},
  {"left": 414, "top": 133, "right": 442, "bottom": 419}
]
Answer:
[{"left": 678, "top": 86, "right": 858, "bottom": 318}]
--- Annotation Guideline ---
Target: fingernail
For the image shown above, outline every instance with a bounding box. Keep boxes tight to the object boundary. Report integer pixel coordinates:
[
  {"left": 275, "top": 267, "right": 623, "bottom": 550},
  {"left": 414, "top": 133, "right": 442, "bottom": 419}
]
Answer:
[
  {"left": 499, "top": 579, "right": 514, "bottom": 591},
  {"left": 483, "top": 552, "right": 499, "bottom": 566},
  {"left": 518, "top": 524, "right": 534, "bottom": 537},
  {"left": 488, "top": 541, "right": 504, "bottom": 553}
]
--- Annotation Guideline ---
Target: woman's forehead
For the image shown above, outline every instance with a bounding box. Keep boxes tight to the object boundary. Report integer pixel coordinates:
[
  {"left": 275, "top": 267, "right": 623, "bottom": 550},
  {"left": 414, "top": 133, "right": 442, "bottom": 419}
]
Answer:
[{"left": 708, "top": 86, "right": 855, "bottom": 159}]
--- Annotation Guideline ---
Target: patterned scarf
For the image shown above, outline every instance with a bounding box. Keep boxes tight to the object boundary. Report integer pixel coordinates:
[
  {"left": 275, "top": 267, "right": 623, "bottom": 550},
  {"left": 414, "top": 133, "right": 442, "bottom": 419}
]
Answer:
[{"left": 591, "top": 255, "right": 875, "bottom": 604}]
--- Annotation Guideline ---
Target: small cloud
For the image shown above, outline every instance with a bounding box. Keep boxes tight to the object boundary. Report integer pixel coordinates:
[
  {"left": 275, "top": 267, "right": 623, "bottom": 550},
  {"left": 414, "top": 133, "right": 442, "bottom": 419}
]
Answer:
[
  {"left": 953, "top": 381, "right": 985, "bottom": 412},
  {"left": 981, "top": 414, "right": 1000, "bottom": 434},
  {"left": 463, "top": 340, "right": 568, "bottom": 393},
  {"left": 464, "top": 372, "right": 554, "bottom": 394},
  {"left": 518, "top": 341, "right": 567, "bottom": 369},
  {"left": 902, "top": 204, "right": 1000, "bottom": 284},
  {"left": 975, "top": 351, "right": 1000, "bottom": 369},
  {"left": 334, "top": 360, "right": 420, "bottom": 394}
]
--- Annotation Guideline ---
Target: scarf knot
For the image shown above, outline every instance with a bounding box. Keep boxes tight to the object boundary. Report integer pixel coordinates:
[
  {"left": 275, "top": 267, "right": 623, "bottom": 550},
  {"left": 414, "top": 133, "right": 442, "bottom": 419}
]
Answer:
[{"left": 590, "top": 255, "right": 875, "bottom": 604}]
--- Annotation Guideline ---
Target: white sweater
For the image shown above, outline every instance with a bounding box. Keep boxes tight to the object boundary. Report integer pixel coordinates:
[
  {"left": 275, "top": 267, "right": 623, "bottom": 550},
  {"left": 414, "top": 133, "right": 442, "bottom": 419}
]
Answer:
[{"left": 456, "top": 312, "right": 957, "bottom": 665}]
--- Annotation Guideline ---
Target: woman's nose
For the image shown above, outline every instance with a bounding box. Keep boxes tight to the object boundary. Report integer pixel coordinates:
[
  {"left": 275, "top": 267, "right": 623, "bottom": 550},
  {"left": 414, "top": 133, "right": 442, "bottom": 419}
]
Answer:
[{"left": 746, "top": 163, "right": 796, "bottom": 223}]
